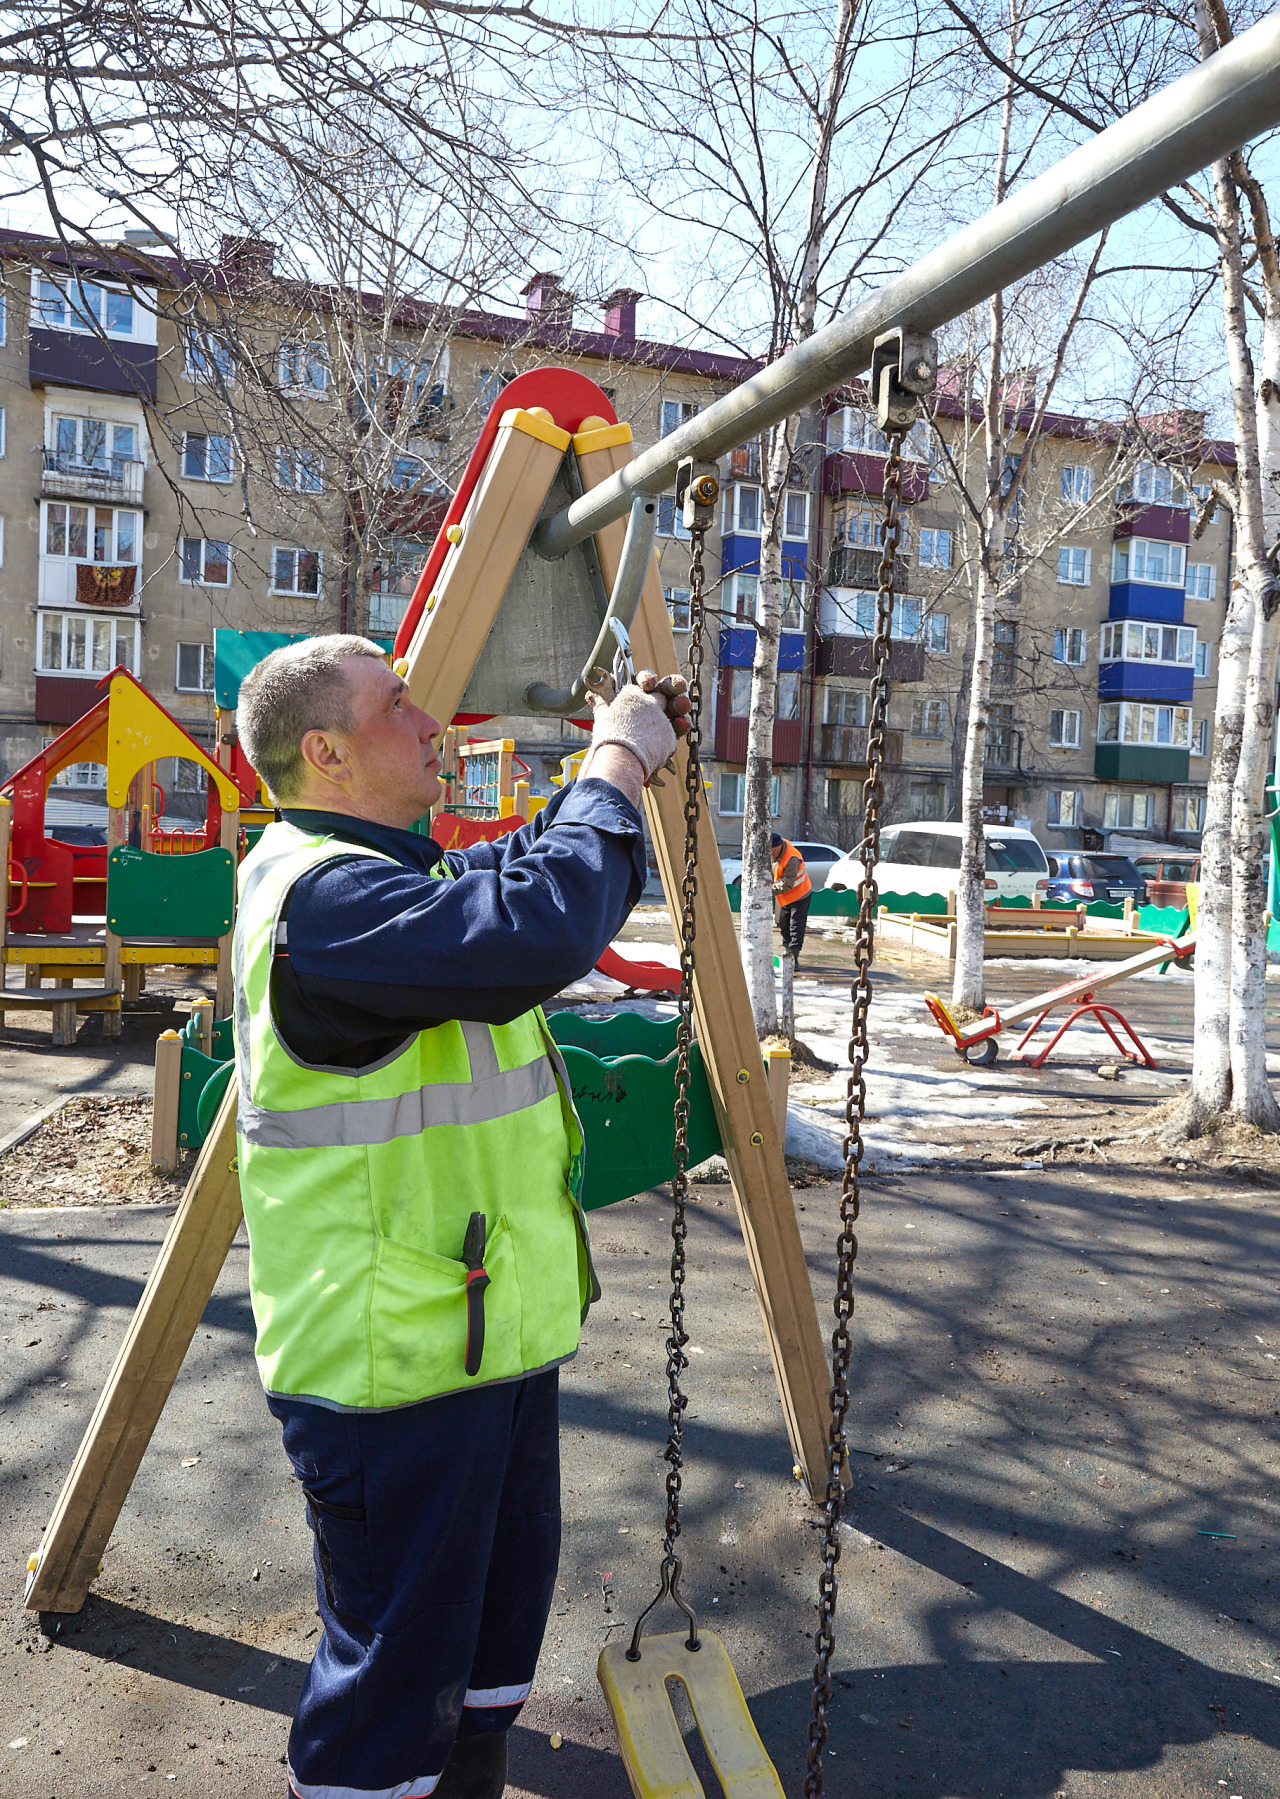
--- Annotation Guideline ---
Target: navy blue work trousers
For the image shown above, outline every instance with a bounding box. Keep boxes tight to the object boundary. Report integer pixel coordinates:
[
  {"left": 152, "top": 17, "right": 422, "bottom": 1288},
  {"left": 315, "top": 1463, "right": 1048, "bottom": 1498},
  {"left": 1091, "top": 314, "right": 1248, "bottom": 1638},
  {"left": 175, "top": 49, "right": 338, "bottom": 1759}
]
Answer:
[{"left": 268, "top": 1369, "right": 561, "bottom": 1798}]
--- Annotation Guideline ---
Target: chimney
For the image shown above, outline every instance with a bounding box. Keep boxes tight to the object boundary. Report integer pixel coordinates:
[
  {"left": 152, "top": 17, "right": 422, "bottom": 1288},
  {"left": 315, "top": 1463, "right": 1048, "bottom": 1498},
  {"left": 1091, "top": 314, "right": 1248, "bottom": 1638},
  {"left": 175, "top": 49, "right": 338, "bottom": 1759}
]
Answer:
[
  {"left": 220, "top": 235, "right": 276, "bottom": 276},
  {"left": 604, "top": 287, "right": 641, "bottom": 342},
  {"left": 521, "top": 271, "right": 575, "bottom": 331}
]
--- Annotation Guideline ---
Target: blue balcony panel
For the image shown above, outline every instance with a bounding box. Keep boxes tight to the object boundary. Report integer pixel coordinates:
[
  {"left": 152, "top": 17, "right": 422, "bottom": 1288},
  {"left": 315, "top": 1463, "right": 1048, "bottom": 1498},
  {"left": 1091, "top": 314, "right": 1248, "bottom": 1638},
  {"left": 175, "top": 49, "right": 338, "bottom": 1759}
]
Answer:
[
  {"left": 718, "top": 628, "right": 806, "bottom": 670},
  {"left": 1107, "top": 581, "right": 1185, "bottom": 624},
  {"left": 719, "top": 537, "right": 810, "bottom": 582},
  {"left": 1097, "top": 662, "right": 1194, "bottom": 703}
]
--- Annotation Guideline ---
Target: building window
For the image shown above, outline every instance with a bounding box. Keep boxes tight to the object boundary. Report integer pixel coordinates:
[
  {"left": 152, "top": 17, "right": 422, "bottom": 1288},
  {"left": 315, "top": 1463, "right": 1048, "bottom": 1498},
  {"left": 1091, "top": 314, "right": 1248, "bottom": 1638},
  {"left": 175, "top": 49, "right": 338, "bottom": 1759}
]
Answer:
[
  {"left": 825, "top": 777, "right": 861, "bottom": 817},
  {"left": 186, "top": 330, "right": 235, "bottom": 383},
  {"left": 909, "top": 781, "right": 947, "bottom": 821},
  {"left": 179, "top": 538, "right": 230, "bottom": 586},
  {"left": 477, "top": 367, "right": 512, "bottom": 410},
  {"left": 1123, "top": 461, "right": 1187, "bottom": 507},
  {"left": 173, "top": 759, "right": 208, "bottom": 793},
  {"left": 368, "top": 545, "right": 427, "bottom": 633},
  {"left": 44, "top": 502, "right": 139, "bottom": 563},
  {"left": 275, "top": 447, "right": 323, "bottom": 493},
  {"left": 1097, "top": 701, "right": 1191, "bottom": 746},
  {"left": 184, "top": 433, "right": 233, "bottom": 483},
  {"left": 1053, "top": 627, "right": 1087, "bottom": 665},
  {"left": 1103, "top": 790, "right": 1154, "bottom": 829},
  {"left": 825, "top": 686, "right": 869, "bottom": 727},
  {"left": 272, "top": 547, "right": 322, "bottom": 596},
  {"left": 52, "top": 416, "right": 137, "bottom": 473},
  {"left": 1061, "top": 465, "right": 1094, "bottom": 503},
  {"left": 388, "top": 455, "right": 426, "bottom": 492},
  {"left": 725, "top": 485, "right": 761, "bottom": 536},
  {"left": 992, "top": 619, "right": 1016, "bottom": 686},
  {"left": 727, "top": 573, "right": 757, "bottom": 621},
  {"left": 664, "top": 586, "right": 692, "bottom": 632},
  {"left": 278, "top": 340, "right": 329, "bottom": 392},
  {"left": 51, "top": 758, "right": 105, "bottom": 790},
  {"left": 910, "top": 698, "right": 947, "bottom": 738},
  {"left": 728, "top": 668, "right": 752, "bottom": 717},
  {"left": 656, "top": 494, "right": 690, "bottom": 541},
  {"left": 1191, "top": 717, "right": 1209, "bottom": 757},
  {"left": 923, "top": 610, "right": 949, "bottom": 654},
  {"left": 1100, "top": 620, "right": 1195, "bottom": 666},
  {"left": 837, "top": 590, "right": 923, "bottom": 640},
  {"left": 661, "top": 399, "right": 697, "bottom": 437},
  {"left": 1177, "top": 793, "right": 1206, "bottom": 831},
  {"left": 831, "top": 502, "right": 882, "bottom": 549},
  {"left": 783, "top": 490, "right": 810, "bottom": 539},
  {"left": 1111, "top": 537, "right": 1186, "bottom": 587},
  {"left": 917, "top": 527, "right": 953, "bottom": 569},
  {"left": 718, "top": 771, "right": 779, "bottom": 816},
  {"left": 176, "top": 643, "right": 214, "bottom": 692},
  {"left": 778, "top": 670, "right": 801, "bottom": 721},
  {"left": 1047, "top": 789, "right": 1082, "bottom": 826},
  {"left": 1185, "top": 562, "right": 1218, "bottom": 601},
  {"left": 1057, "top": 545, "right": 1092, "bottom": 585},
  {"left": 1049, "top": 708, "right": 1081, "bottom": 748},
  {"left": 781, "top": 580, "right": 805, "bottom": 629},
  {"left": 1195, "top": 640, "right": 1211, "bottom": 678},
  {"left": 38, "top": 611, "right": 139, "bottom": 675},
  {"left": 33, "top": 275, "right": 140, "bottom": 339}
]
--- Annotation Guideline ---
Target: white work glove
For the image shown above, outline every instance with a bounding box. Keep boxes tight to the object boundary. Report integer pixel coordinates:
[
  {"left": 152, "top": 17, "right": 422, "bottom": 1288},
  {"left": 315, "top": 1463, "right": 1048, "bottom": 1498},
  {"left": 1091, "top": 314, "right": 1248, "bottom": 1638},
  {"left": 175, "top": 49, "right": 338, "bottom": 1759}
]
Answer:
[{"left": 586, "top": 670, "right": 691, "bottom": 781}]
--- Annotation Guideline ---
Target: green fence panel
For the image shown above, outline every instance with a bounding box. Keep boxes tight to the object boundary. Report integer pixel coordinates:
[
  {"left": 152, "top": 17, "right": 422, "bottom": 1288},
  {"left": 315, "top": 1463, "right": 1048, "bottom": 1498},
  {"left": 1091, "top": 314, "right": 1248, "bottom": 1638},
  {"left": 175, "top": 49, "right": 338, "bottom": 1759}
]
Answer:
[
  {"left": 559, "top": 1040, "right": 721, "bottom": 1211},
  {"left": 196, "top": 1060, "right": 237, "bottom": 1142},
  {"left": 547, "top": 1010, "right": 679, "bottom": 1061},
  {"left": 180, "top": 1012, "right": 234, "bottom": 1058},
  {"left": 177, "top": 1044, "right": 225, "bottom": 1150},
  {"left": 1269, "top": 917, "right": 1280, "bottom": 957},
  {"left": 107, "top": 846, "right": 235, "bottom": 938}
]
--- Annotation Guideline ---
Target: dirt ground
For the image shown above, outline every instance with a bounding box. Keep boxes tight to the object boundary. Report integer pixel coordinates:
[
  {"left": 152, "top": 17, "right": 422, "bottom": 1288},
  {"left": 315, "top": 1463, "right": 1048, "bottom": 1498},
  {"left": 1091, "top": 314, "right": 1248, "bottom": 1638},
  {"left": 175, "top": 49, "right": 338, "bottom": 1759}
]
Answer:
[{"left": 1, "top": 923, "right": 1278, "bottom": 1797}]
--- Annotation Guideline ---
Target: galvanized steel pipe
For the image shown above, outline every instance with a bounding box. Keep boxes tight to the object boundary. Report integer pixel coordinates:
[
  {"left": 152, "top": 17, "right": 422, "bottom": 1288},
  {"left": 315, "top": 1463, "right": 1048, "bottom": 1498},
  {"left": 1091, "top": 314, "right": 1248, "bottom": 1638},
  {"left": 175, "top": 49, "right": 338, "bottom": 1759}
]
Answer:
[{"left": 533, "top": 15, "right": 1280, "bottom": 560}]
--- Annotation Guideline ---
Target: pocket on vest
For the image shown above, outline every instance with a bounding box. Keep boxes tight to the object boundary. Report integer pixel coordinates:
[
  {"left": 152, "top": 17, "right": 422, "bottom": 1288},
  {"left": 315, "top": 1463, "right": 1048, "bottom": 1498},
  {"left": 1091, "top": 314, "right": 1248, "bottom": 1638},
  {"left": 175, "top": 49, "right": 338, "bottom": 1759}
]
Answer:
[{"left": 370, "top": 1215, "right": 522, "bottom": 1407}]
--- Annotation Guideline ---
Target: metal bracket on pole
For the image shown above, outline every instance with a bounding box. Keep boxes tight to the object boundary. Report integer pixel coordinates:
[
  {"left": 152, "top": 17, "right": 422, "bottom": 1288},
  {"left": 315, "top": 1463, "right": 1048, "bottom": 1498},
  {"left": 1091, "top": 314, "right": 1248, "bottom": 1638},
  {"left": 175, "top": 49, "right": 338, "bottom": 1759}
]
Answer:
[
  {"left": 525, "top": 492, "right": 659, "bottom": 714},
  {"left": 870, "top": 329, "right": 938, "bottom": 432},
  {"left": 677, "top": 457, "right": 719, "bottom": 532}
]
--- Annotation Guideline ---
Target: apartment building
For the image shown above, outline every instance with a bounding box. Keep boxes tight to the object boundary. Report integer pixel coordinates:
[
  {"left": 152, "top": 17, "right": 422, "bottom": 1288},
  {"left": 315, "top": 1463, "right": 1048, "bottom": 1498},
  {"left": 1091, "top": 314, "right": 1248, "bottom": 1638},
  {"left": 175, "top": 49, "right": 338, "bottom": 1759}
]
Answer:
[{"left": 0, "top": 227, "right": 1230, "bottom": 862}]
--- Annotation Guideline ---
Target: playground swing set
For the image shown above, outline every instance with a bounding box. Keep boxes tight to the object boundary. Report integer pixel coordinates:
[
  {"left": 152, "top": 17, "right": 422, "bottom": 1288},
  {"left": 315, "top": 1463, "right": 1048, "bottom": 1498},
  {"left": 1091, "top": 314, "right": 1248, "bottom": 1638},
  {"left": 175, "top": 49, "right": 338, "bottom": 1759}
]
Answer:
[{"left": 18, "top": 30, "right": 1280, "bottom": 1798}]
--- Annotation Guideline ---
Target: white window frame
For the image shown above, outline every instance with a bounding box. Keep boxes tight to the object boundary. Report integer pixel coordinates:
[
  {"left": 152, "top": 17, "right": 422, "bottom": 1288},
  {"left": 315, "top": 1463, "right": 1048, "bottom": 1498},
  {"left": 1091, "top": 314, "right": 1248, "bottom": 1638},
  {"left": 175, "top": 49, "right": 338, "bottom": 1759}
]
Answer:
[
  {"left": 1111, "top": 537, "right": 1187, "bottom": 588},
  {"left": 910, "top": 698, "right": 947, "bottom": 738},
  {"left": 1100, "top": 620, "right": 1195, "bottom": 667},
  {"left": 175, "top": 643, "right": 214, "bottom": 692},
  {"left": 0, "top": 406, "right": 6, "bottom": 457},
  {"left": 179, "top": 537, "right": 231, "bottom": 587},
  {"left": 41, "top": 500, "right": 140, "bottom": 566},
  {"left": 661, "top": 398, "right": 697, "bottom": 437},
  {"left": 1056, "top": 545, "right": 1092, "bottom": 586},
  {"left": 718, "top": 770, "right": 780, "bottom": 817},
  {"left": 1049, "top": 708, "right": 1082, "bottom": 748},
  {"left": 664, "top": 585, "right": 691, "bottom": 632},
  {"left": 271, "top": 546, "right": 323, "bottom": 597},
  {"left": 1124, "top": 461, "right": 1188, "bottom": 508},
  {"left": 30, "top": 272, "right": 155, "bottom": 343},
  {"left": 1053, "top": 627, "right": 1087, "bottom": 665},
  {"left": 917, "top": 526, "right": 953, "bottom": 569},
  {"left": 924, "top": 610, "right": 950, "bottom": 654},
  {"left": 1061, "top": 465, "right": 1094, "bottom": 504},
  {"left": 724, "top": 484, "right": 762, "bottom": 537},
  {"left": 1177, "top": 793, "right": 1206, "bottom": 831},
  {"left": 1191, "top": 717, "right": 1209, "bottom": 757},
  {"left": 278, "top": 339, "right": 329, "bottom": 394},
  {"left": 656, "top": 494, "right": 690, "bottom": 541},
  {"left": 1103, "top": 790, "right": 1154, "bottom": 830},
  {"left": 1046, "top": 789, "right": 1082, "bottom": 826},
  {"left": 1096, "top": 701, "right": 1192, "bottom": 747},
  {"left": 37, "top": 610, "right": 140, "bottom": 677},
  {"left": 186, "top": 330, "right": 235, "bottom": 384},
  {"left": 908, "top": 780, "right": 948, "bottom": 821},
  {"left": 782, "top": 489, "right": 811, "bottom": 540},
  {"left": 1185, "top": 562, "right": 1218, "bottom": 601},
  {"left": 726, "top": 572, "right": 757, "bottom": 622},
  {"left": 275, "top": 446, "right": 324, "bottom": 494},
  {"left": 824, "top": 685, "right": 869, "bottom": 727},
  {"left": 183, "top": 432, "right": 233, "bottom": 484},
  {"left": 1195, "top": 640, "right": 1211, "bottom": 678}
]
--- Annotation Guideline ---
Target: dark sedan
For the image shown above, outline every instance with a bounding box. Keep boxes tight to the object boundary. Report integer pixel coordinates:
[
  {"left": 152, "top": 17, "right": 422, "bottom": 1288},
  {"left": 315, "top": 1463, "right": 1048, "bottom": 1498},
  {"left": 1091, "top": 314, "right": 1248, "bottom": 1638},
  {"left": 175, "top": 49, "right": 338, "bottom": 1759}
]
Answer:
[{"left": 1046, "top": 852, "right": 1148, "bottom": 906}]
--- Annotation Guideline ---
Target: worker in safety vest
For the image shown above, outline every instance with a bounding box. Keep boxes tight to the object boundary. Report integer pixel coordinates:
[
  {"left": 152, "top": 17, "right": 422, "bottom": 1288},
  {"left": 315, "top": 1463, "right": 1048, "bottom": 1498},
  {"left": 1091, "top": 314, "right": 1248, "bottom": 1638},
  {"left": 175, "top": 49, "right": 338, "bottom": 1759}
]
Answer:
[
  {"left": 233, "top": 636, "right": 689, "bottom": 1799},
  {"left": 771, "top": 832, "right": 812, "bottom": 966}
]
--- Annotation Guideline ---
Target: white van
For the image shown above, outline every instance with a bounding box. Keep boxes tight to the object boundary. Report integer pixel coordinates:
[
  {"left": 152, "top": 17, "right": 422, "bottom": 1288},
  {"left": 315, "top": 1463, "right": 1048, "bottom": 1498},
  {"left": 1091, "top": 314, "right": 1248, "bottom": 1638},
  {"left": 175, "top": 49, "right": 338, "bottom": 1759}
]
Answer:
[{"left": 826, "top": 822, "right": 1050, "bottom": 904}]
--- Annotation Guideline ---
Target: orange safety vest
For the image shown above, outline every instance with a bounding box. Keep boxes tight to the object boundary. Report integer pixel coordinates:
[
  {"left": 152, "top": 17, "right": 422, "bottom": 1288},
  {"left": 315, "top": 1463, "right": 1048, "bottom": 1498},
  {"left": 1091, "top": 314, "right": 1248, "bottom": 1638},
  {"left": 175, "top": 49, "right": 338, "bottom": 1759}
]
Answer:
[{"left": 772, "top": 838, "right": 812, "bottom": 906}]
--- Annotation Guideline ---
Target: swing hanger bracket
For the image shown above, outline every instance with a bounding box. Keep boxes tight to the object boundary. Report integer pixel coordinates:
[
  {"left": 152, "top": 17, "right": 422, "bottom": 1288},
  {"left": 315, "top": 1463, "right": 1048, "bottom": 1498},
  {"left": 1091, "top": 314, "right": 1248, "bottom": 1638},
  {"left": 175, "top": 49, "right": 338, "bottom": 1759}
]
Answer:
[
  {"left": 677, "top": 456, "right": 719, "bottom": 532},
  {"left": 870, "top": 328, "right": 938, "bottom": 432}
]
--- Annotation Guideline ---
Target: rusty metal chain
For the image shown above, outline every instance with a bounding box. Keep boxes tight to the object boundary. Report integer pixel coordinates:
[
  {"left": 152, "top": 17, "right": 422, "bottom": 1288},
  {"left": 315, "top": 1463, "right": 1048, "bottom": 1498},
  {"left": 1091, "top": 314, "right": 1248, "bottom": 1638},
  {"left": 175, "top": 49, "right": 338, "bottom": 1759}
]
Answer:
[
  {"left": 627, "top": 520, "right": 708, "bottom": 1661},
  {"left": 804, "top": 430, "right": 905, "bottom": 1791}
]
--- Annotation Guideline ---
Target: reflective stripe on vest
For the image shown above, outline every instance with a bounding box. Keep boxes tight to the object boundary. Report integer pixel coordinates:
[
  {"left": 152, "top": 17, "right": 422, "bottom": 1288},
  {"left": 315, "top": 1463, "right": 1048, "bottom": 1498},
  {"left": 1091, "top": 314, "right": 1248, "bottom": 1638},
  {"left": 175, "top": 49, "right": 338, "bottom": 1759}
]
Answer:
[
  {"left": 773, "top": 837, "right": 812, "bottom": 906},
  {"left": 233, "top": 820, "right": 595, "bottom": 1410}
]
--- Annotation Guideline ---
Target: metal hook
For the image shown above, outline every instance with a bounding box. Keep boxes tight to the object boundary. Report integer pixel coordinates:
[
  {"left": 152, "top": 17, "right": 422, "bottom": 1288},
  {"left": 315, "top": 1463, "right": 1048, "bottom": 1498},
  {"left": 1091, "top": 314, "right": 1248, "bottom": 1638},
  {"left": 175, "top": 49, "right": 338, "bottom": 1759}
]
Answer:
[{"left": 626, "top": 1554, "right": 701, "bottom": 1662}]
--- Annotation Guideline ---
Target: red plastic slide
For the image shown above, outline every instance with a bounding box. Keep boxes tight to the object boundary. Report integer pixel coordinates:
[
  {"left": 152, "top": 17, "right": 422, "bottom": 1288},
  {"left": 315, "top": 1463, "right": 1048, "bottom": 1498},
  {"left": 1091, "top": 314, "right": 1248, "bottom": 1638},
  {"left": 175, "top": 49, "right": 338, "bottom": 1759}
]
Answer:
[{"left": 594, "top": 944, "right": 681, "bottom": 993}]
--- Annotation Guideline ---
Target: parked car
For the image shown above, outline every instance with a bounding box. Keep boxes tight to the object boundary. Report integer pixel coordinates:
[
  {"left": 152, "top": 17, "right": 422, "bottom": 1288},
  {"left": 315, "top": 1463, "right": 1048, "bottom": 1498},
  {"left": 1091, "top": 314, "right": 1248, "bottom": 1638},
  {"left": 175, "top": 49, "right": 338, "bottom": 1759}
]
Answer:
[
  {"left": 721, "top": 839, "right": 844, "bottom": 890},
  {"left": 1130, "top": 851, "right": 1199, "bottom": 909},
  {"left": 46, "top": 822, "right": 108, "bottom": 846},
  {"left": 825, "top": 822, "right": 1050, "bottom": 904},
  {"left": 1046, "top": 852, "right": 1147, "bottom": 906}
]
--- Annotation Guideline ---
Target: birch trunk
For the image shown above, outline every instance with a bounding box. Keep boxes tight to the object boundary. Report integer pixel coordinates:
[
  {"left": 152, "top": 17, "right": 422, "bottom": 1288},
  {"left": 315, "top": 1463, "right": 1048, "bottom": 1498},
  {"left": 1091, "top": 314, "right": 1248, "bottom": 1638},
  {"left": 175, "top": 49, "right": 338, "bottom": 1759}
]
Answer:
[
  {"left": 1228, "top": 594, "right": 1280, "bottom": 1126},
  {"left": 952, "top": 555, "right": 997, "bottom": 1010},
  {"left": 741, "top": 424, "right": 790, "bottom": 1034}
]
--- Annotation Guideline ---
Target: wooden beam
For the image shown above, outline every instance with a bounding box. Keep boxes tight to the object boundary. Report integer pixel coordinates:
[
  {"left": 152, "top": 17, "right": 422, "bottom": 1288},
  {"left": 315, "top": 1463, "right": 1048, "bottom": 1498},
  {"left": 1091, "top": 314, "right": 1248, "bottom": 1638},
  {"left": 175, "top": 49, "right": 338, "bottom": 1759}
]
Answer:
[
  {"left": 575, "top": 426, "right": 834, "bottom": 1494},
  {"left": 24, "top": 1086, "right": 243, "bottom": 1615},
  {"left": 151, "top": 1029, "right": 183, "bottom": 1176}
]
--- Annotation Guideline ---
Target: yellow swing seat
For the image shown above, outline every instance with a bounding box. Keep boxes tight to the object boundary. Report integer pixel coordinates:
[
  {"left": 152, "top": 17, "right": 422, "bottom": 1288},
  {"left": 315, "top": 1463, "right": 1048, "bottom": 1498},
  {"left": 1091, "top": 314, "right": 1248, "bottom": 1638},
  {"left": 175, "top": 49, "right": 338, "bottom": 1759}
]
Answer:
[{"left": 598, "top": 1628, "right": 786, "bottom": 1799}]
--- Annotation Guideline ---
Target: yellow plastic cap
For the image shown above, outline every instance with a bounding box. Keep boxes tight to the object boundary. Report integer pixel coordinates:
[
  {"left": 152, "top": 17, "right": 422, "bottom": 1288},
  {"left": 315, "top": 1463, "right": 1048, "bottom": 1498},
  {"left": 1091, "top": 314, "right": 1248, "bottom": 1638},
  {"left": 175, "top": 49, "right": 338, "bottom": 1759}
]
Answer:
[
  {"left": 446, "top": 524, "right": 463, "bottom": 545},
  {"left": 393, "top": 657, "right": 409, "bottom": 678},
  {"left": 524, "top": 405, "right": 555, "bottom": 424},
  {"left": 26, "top": 1554, "right": 38, "bottom": 1572}
]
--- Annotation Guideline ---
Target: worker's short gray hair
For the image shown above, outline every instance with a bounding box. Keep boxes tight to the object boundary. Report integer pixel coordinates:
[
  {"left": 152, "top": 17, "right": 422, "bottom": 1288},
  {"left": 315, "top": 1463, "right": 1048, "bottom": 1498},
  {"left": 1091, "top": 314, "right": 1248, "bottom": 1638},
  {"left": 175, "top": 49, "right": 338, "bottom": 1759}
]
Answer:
[{"left": 236, "top": 634, "right": 387, "bottom": 802}]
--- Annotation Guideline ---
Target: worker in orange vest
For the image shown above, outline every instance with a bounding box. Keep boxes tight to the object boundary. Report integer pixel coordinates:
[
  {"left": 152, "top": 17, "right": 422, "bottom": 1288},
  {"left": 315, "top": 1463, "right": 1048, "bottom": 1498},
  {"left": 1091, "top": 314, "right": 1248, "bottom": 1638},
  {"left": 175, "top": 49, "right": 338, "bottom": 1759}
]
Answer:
[{"left": 771, "top": 832, "right": 812, "bottom": 966}]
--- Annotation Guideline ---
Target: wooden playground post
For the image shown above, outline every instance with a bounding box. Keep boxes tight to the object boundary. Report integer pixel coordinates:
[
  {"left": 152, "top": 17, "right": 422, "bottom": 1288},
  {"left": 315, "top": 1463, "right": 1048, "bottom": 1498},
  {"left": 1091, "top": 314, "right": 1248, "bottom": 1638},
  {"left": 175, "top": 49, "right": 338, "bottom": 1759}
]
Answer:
[{"left": 151, "top": 1030, "right": 183, "bottom": 1175}]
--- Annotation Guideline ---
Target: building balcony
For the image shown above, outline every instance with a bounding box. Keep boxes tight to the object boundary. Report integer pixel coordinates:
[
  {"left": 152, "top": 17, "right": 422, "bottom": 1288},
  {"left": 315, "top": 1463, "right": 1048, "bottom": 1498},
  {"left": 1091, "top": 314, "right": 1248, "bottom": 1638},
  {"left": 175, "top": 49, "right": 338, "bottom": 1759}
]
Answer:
[
  {"left": 1107, "top": 581, "right": 1186, "bottom": 624},
  {"left": 1114, "top": 502, "right": 1190, "bottom": 544},
  {"left": 34, "top": 674, "right": 109, "bottom": 726},
  {"left": 818, "top": 723, "right": 904, "bottom": 768},
  {"left": 1097, "top": 660, "right": 1194, "bottom": 703},
  {"left": 1095, "top": 743, "right": 1190, "bottom": 784},
  {"left": 41, "top": 451, "right": 145, "bottom": 505},
  {"left": 29, "top": 328, "right": 157, "bottom": 401},
  {"left": 38, "top": 559, "right": 140, "bottom": 611},
  {"left": 825, "top": 546, "right": 909, "bottom": 591},
  {"left": 813, "top": 635, "right": 925, "bottom": 682},
  {"left": 824, "top": 449, "right": 930, "bottom": 503}
]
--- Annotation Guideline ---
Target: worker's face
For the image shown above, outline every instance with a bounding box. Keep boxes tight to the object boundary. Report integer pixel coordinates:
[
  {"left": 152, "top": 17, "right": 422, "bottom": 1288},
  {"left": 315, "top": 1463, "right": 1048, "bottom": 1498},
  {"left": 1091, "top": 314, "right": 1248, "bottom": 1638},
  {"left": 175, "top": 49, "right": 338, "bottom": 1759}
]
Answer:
[{"left": 297, "top": 658, "right": 443, "bottom": 828}]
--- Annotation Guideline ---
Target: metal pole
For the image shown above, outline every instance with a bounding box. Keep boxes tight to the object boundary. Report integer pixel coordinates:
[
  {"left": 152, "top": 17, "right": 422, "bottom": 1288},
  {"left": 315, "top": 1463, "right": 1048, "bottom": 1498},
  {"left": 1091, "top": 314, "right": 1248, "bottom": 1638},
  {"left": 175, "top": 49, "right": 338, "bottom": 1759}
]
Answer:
[{"left": 534, "top": 14, "right": 1280, "bottom": 560}]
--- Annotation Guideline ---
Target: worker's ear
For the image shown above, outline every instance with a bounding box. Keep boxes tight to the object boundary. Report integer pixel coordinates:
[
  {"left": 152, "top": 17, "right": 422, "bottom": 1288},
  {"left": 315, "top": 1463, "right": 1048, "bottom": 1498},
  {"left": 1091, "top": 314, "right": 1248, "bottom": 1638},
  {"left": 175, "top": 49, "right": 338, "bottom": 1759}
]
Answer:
[{"left": 298, "top": 726, "right": 354, "bottom": 789}]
